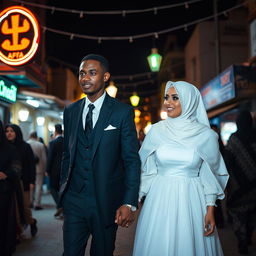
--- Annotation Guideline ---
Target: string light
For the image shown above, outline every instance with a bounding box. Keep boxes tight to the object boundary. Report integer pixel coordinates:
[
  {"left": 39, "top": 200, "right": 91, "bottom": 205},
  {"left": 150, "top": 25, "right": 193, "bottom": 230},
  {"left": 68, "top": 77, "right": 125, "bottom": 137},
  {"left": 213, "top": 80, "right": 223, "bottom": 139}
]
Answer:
[
  {"left": 39, "top": 3, "right": 245, "bottom": 42},
  {"left": 11, "top": 0, "right": 204, "bottom": 16}
]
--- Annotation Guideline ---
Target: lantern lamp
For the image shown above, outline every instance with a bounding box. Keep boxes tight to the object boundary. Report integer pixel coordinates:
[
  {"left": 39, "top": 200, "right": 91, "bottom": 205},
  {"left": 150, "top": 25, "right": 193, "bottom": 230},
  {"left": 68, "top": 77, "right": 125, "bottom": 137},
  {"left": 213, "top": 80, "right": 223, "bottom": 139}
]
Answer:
[
  {"left": 147, "top": 48, "right": 162, "bottom": 72},
  {"left": 130, "top": 92, "right": 140, "bottom": 107},
  {"left": 106, "top": 81, "right": 118, "bottom": 98}
]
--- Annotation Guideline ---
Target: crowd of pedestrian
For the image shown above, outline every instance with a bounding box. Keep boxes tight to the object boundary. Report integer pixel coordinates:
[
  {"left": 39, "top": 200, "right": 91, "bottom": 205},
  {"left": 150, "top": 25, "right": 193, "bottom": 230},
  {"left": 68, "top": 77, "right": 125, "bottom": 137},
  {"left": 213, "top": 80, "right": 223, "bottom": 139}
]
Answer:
[{"left": 0, "top": 121, "right": 64, "bottom": 255}]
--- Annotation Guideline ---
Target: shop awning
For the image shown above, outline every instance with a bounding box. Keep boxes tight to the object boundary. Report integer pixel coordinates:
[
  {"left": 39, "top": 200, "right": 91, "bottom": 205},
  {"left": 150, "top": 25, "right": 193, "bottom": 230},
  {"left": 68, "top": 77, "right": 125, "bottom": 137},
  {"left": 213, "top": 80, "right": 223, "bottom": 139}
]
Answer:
[
  {"left": 207, "top": 102, "right": 238, "bottom": 118},
  {"left": 0, "top": 62, "right": 46, "bottom": 89},
  {"left": 17, "top": 90, "right": 67, "bottom": 120}
]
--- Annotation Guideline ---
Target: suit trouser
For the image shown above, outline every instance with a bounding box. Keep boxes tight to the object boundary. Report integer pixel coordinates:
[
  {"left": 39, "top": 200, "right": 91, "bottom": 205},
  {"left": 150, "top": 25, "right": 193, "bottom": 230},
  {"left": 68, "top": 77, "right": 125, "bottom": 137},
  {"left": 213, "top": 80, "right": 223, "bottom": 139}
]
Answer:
[
  {"left": 62, "top": 189, "right": 118, "bottom": 256},
  {"left": 50, "top": 187, "right": 60, "bottom": 207}
]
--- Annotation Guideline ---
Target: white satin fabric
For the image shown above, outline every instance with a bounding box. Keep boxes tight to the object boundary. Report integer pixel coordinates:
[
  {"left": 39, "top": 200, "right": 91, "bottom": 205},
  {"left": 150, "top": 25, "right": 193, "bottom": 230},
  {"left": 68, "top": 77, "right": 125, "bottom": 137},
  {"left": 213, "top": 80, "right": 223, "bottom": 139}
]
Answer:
[
  {"left": 133, "top": 81, "right": 228, "bottom": 256},
  {"left": 133, "top": 143, "right": 224, "bottom": 256}
]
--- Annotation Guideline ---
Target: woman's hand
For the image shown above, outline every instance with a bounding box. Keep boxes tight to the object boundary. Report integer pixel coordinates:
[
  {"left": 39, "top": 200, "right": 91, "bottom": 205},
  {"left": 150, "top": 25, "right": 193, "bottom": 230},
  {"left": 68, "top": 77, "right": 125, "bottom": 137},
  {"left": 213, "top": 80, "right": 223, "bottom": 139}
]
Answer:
[{"left": 204, "top": 205, "right": 215, "bottom": 236}]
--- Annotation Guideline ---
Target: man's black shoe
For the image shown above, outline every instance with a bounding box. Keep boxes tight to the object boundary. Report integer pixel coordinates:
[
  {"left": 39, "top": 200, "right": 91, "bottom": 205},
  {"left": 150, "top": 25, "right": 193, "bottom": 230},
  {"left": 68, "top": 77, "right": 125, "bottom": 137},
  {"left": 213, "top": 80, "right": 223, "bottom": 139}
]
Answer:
[{"left": 30, "top": 218, "right": 38, "bottom": 237}]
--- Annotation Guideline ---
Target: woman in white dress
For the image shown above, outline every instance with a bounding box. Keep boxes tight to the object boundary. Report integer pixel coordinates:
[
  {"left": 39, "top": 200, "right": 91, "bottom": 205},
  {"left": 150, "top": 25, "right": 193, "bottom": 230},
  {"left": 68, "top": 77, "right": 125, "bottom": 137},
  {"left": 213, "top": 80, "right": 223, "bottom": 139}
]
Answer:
[{"left": 133, "top": 81, "right": 229, "bottom": 256}]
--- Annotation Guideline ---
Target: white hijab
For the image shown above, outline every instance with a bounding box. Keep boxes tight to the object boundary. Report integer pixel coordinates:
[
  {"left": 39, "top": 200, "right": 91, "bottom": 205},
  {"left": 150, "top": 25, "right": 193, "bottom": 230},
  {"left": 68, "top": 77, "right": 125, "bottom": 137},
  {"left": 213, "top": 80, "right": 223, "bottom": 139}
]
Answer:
[{"left": 139, "top": 81, "right": 229, "bottom": 198}]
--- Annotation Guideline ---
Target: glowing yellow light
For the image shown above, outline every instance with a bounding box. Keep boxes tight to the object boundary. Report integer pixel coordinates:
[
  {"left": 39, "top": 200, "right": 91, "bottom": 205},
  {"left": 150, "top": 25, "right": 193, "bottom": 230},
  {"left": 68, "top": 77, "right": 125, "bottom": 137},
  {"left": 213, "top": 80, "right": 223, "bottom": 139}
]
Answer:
[
  {"left": 106, "top": 81, "right": 118, "bottom": 98},
  {"left": 144, "top": 122, "right": 152, "bottom": 134},
  {"left": 130, "top": 92, "right": 140, "bottom": 107},
  {"left": 134, "top": 117, "right": 140, "bottom": 123},
  {"left": 134, "top": 109, "right": 141, "bottom": 117}
]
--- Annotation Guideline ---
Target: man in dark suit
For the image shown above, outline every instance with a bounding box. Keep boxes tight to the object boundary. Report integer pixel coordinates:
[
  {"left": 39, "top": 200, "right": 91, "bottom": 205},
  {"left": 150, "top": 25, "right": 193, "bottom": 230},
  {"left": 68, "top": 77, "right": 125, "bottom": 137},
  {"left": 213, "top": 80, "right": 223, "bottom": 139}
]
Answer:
[
  {"left": 59, "top": 54, "right": 141, "bottom": 256},
  {"left": 46, "top": 124, "right": 64, "bottom": 217}
]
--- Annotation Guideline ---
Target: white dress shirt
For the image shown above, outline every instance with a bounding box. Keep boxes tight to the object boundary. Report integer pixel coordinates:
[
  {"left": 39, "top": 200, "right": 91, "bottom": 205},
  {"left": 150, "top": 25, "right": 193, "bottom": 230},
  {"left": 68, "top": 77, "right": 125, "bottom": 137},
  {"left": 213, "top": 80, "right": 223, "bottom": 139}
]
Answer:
[{"left": 82, "top": 92, "right": 106, "bottom": 129}]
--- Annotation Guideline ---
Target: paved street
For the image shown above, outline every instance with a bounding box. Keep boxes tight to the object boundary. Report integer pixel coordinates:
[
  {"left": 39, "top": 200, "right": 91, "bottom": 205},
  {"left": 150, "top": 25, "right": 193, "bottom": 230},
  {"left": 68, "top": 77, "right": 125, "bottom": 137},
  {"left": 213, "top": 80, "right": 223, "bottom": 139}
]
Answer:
[{"left": 13, "top": 192, "right": 256, "bottom": 256}]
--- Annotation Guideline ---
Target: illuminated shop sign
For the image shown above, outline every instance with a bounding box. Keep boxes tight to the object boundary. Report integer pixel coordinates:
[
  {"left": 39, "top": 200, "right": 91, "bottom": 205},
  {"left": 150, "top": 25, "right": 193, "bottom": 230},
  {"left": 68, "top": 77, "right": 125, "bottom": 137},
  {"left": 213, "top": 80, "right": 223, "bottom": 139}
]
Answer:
[
  {"left": 0, "top": 79, "right": 17, "bottom": 103},
  {"left": 200, "top": 66, "right": 235, "bottom": 110},
  {"left": 0, "top": 6, "right": 40, "bottom": 66}
]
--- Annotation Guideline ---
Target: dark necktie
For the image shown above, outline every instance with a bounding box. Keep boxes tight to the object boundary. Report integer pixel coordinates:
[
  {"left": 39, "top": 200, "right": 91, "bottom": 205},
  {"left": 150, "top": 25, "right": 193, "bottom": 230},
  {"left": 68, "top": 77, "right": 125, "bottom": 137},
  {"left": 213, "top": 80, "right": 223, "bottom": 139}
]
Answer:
[{"left": 84, "top": 103, "right": 95, "bottom": 136}]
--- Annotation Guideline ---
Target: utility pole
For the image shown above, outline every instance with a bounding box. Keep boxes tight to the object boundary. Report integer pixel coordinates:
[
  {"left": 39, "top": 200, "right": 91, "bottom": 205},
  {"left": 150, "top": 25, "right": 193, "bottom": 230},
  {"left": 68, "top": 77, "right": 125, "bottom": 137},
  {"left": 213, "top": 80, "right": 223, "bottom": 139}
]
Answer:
[{"left": 214, "top": 0, "right": 221, "bottom": 75}]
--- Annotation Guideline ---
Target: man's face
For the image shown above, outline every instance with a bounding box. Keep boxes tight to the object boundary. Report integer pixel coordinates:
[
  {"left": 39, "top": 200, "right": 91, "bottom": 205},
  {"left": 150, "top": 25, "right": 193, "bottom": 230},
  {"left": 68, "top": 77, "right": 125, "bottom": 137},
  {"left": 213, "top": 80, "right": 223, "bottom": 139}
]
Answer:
[{"left": 78, "top": 59, "right": 110, "bottom": 102}]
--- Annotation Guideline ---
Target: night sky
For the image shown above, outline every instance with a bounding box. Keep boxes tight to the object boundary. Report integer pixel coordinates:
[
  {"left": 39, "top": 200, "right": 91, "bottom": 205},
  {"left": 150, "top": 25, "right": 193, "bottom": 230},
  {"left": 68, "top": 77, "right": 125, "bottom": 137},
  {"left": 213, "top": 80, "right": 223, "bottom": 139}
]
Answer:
[{"left": 44, "top": 0, "right": 238, "bottom": 77}]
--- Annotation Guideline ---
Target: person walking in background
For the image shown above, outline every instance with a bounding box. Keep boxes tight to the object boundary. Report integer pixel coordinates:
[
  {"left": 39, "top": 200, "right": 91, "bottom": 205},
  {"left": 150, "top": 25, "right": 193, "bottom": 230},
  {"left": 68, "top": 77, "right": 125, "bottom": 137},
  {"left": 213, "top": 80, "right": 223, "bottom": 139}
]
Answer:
[
  {"left": 27, "top": 131, "right": 47, "bottom": 210},
  {"left": 46, "top": 124, "right": 64, "bottom": 218},
  {"left": 210, "top": 123, "right": 226, "bottom": 228},
  {"left": 133, "top": 81, "right": 229, "bottom": 256},
  {"left": 225, "top": 110, "right": 256, "bottom": 255},
  {"left": 59, "top": 54, "right": 141, "bottom": 256},
  {"left": 0, "top": 120, "right": 25, "bottom": 255},
  {"left": 5, "top": 124, "right": 38, "bottom": 239},
  {"left": 138, "top": 129, "right": 145, "bottom": 148}
]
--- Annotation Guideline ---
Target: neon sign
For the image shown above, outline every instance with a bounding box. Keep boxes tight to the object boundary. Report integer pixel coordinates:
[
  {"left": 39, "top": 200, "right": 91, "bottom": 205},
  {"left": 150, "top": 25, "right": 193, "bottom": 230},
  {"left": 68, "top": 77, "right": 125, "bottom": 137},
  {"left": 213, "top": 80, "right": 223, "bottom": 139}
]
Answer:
[
  {"left": 0, "top": 79, "right": 17, "bottom": 103},
  {"left": 0, "top": 6, "right": 40, "bottom": 66}
]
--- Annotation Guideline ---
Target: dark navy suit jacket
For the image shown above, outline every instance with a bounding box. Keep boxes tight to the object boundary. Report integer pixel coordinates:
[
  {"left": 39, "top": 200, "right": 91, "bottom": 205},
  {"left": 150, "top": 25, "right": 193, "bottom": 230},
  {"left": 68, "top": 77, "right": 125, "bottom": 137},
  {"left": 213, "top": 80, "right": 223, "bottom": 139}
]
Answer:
[{"left": 59, "top": 93, "right": 141, "bottom": 225}]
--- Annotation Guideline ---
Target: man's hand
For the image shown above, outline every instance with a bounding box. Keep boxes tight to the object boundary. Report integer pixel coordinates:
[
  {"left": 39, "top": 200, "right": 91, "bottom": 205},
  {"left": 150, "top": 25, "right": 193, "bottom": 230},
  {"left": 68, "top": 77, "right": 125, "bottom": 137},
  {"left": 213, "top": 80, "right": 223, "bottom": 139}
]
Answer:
[{"left": 115, "top": 205, "right": 135, "bottom": 228}]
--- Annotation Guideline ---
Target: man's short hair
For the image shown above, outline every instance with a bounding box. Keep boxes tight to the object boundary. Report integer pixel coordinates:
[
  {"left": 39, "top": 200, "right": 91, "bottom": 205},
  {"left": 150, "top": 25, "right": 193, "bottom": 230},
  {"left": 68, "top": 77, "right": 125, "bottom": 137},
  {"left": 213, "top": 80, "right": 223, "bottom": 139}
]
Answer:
[
  {"left": 81, "top": 54, "right": 109, "bottom": 72},
  {"left": 55, "top": 124, "right": 62, "bottom": 134},
  {"left": 30, "top": 131, "right": 38, "bottom": 138}
]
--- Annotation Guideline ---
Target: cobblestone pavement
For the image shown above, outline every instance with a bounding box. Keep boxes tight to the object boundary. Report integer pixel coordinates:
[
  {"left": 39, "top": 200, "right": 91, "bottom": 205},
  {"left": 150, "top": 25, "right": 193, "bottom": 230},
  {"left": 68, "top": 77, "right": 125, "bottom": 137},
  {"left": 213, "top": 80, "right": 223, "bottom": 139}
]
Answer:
[{"left": 13, "top": 193, "right": 256, "bottom": 256}]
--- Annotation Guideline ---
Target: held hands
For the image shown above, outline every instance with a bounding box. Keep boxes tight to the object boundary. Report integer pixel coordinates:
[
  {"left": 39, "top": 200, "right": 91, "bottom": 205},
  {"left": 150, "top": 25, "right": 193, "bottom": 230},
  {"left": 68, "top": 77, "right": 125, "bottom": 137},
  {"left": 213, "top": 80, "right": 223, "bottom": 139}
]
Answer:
[
  {"left": 204, "top": 206, "right": 216, "bottom": 236},
  {"left": 115, "top": 205, "right": 135, "bottom": 228}
]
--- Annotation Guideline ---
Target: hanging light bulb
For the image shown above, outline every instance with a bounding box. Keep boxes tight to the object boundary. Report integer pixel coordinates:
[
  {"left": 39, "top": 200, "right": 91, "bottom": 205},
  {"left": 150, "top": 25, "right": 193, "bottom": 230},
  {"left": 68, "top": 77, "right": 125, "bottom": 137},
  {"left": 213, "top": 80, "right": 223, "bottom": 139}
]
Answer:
[
  {"left": 130, "top": 92, "right": 140, "bottom": 107},
  {"left": 18, "top": 108, "right": 29, "bottom": 122},
  {"left": 147, "top": 48, "right": 162, "bottom": 72},
  {"left": 106, "top": 81, "right": 118, "bottom": 98}
]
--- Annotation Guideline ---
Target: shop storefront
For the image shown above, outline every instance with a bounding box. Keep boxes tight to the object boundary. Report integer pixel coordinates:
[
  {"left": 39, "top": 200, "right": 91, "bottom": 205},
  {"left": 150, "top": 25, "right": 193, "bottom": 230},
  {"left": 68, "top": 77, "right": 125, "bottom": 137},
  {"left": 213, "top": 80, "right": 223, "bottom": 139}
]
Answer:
[
  {"left": 200, "top": 64, "right": 256, "bottom": 144},
  {"left": 10, "top": 90, "right": 65, "bottom": 144},
  {"left": 0, "top": 76, "right": 18, "bottom": 123}
]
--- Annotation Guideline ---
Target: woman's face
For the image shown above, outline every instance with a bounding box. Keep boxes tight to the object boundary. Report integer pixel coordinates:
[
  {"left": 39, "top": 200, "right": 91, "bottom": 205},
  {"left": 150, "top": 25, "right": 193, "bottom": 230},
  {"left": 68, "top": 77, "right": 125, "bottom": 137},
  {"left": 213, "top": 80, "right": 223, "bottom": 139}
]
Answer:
[
  {"left": 5, "top": 127, "right": 16, "bottom": 142},
  {"left": 163, "top": 87, "right": 182, "bottom": 118}
]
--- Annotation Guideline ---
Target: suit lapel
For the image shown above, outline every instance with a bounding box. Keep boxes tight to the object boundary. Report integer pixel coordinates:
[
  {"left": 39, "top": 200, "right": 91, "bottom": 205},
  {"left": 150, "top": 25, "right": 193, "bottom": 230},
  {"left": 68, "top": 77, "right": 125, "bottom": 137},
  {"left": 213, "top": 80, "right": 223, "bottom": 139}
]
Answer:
[
  {"left": 91, "top": 94, "right": 113, "bottom": 160},
  {"left": 70, "top": 99, "right": 85, "bottom": 165}
]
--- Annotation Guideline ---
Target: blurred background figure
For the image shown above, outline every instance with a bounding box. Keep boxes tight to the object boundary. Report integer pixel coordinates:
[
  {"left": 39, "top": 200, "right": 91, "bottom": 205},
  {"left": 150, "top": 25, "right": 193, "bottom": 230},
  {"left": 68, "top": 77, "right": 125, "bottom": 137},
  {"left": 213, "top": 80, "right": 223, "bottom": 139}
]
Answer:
[
  {"left": 138, "top": 129, "right": 145, "bottom": 148},
  {"left": 225, "top": 110, "right": 256, "bottom": 255},
  {"left": 27, "top": 132, "right": 47, "bottom": 210},
  {"left": 39, "top": 137, "right": 50, "bottom": 194},
  {"left": 0, "top": 120, "right": 25, "bottom": 255},
  {"left": 5, "top": 124, "right": 38, "bottom": 239},
  {"left": 46, "top": 124, "right": 64, "bottom": 218},
  {"left": 210, "top": 123, "right": 226, "bottom": 229}
]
